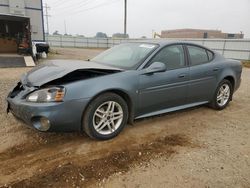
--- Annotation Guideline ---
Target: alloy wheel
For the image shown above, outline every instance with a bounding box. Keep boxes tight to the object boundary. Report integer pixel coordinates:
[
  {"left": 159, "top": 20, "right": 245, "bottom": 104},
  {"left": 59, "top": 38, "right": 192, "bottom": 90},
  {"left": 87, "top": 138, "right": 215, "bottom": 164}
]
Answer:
[
  {"left": 92, "top": 101, "right": 124, "bottom": 135},
  {"left": 217, "top": 83, "right": 231, "bottom": 107}
]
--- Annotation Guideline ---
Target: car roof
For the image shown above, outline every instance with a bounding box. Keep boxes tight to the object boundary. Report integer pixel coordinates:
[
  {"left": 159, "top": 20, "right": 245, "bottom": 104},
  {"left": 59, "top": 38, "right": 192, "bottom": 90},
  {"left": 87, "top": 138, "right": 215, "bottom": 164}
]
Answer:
[
  {"left": 129, "top": 40, "right": 196, "bottom": 46},
  {"left": 126, "top": 40, "right": 213, "bottom": 51}
]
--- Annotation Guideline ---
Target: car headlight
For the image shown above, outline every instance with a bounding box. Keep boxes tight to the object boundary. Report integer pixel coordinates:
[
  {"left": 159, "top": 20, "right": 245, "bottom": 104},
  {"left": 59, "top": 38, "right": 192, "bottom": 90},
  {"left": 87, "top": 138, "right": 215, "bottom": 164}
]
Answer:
[{"left": 26, "top": 87, "right": 65, "bottom": 103}]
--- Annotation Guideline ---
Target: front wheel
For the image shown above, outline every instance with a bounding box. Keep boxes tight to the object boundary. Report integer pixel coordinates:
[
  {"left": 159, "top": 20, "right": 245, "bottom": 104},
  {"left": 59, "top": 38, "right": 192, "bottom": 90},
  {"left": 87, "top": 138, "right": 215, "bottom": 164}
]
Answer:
[
  {"left": 210, "top": 79, "right": 233, "bottom": 110},
  {"left": 83, "top": 93, "right": 128, "bottom": 140}
]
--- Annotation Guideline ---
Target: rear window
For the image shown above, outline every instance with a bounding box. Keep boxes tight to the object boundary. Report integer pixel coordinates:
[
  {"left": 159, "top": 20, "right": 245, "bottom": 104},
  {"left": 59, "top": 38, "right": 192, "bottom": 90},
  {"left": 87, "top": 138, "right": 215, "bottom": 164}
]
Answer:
[{"left": 187, "top": 45, "right": 209, "bottom": 66}]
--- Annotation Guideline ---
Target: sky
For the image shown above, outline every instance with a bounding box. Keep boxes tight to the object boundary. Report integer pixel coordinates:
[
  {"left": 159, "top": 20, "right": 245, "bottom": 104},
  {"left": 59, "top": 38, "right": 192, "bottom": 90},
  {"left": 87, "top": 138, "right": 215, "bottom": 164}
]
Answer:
[{"left": 44, "top": 0, "right": 250, "bottom": 38}]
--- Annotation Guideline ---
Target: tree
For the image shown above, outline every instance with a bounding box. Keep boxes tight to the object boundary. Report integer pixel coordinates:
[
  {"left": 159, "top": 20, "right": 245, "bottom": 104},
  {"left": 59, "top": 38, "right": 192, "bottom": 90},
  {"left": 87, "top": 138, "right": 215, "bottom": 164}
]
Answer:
[
  {"left": 112, "top": 33, "right": 129, "bottom": 38},
  {"left": 53, "top": 30, "right": 61, "bottom": 35},
  {"left": 95, "top": 32, "right": 108, "bottom": 38},
  {"left": 76, "top": 34, "right": 85, "bottom": 37},
  {"left": 64, "top": 33, "right": 72, "bottom": 36}
]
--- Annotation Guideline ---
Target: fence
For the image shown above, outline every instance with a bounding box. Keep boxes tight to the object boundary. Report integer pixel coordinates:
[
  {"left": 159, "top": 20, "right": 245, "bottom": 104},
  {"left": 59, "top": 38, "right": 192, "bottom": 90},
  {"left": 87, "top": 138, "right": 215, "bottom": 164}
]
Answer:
[{"left": 46, "top": 35, "right": 250, "bottom": 60}]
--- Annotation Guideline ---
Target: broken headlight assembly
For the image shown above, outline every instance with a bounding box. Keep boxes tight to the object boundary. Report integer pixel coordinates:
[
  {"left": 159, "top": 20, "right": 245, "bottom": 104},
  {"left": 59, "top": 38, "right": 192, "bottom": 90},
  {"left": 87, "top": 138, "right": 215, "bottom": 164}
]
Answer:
[{"left": 26, "top": 87, "right": 65, "bottom": 103}]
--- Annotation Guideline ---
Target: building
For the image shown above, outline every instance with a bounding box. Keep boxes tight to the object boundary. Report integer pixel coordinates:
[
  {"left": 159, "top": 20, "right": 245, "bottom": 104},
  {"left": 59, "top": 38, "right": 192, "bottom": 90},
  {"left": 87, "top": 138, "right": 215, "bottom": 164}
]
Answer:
[
  {"left": 161, "top": 29, "right": 244, "bottom": 39},
  {"left": 0, "top": 0, "right": 44, "bottom": 41},
  {"left": 0, "top": 0, "right": 49, "bottom": 67},
  {"left": 0, "top": 0, "right": 45, "bottom": 53}
]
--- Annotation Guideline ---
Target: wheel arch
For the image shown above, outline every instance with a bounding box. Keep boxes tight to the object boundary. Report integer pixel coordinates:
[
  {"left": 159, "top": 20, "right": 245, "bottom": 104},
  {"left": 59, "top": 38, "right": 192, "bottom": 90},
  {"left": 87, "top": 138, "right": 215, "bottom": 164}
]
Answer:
[
  {"left": 223, "top": 75, "right": 235, "bottom": 91},
  {"left": 81, "top": 89, "right": 134, "bottom": 131},
  {"left": 219, "top": 64, "right": 237, "bottom": 92}
]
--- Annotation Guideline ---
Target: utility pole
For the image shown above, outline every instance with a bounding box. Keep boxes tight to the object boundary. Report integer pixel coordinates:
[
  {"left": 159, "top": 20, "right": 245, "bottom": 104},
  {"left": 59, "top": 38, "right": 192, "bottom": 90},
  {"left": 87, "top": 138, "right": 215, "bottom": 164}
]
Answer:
[
  {"left": 64, "top": 20, "right": 67, "bottom": 35},
  {"left": 43, "top": 3, "right": 50, "bottom": 35},
  {"left": 124, "top": 0, "right": 127, "bottom": 37}
]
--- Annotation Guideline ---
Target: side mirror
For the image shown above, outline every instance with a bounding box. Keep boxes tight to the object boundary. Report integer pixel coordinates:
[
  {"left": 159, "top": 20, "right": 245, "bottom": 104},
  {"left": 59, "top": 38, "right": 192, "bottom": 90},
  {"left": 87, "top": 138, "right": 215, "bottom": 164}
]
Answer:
[{"left": 143, "top": 62, "right": 167, "bottom": 75}]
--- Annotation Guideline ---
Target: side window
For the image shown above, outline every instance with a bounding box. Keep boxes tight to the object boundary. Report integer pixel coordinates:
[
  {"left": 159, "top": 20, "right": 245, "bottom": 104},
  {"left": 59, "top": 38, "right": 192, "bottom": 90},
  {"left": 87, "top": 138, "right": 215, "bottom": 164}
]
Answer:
[
  {"left": 187, "top": 45, "right": 209, "bottom": 66},
  {"left": 207, "top": 50, "right": 214, "bottom": 61},
  {"left": 149, "top": 45, "right": 185, "bottom": 70}
]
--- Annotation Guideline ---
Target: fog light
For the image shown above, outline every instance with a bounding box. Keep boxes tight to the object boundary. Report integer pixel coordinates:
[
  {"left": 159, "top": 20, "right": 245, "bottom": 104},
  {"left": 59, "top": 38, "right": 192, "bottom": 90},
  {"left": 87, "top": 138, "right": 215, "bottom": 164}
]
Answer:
[{"left": 33, "top": 117, "right": 51, "bottom": 131}]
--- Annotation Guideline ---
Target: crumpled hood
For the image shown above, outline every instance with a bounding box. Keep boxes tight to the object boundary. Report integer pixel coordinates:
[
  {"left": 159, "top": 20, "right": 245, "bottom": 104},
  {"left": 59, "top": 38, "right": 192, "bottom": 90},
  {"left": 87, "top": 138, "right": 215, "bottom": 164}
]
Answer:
[{"left": 21, "top": 60, "right": 122, "bottom": 87}]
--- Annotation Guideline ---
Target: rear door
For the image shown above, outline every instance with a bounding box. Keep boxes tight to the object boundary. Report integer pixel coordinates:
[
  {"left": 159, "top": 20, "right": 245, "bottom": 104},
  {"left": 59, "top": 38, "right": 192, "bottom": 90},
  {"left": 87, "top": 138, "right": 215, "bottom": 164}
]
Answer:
[
  {"left": 138, "top": 44, "right": 189, "bottom": 116},
  {"left": 186, "top": 45, "right": 220, "bottom": 103}
]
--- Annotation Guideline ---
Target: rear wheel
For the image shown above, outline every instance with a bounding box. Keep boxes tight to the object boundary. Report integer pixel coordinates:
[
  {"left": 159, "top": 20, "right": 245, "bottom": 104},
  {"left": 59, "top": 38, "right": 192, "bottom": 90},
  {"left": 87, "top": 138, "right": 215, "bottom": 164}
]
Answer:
[
  {"left": 83, "top": 93, "right": 128, "bottom": 140},
  {"left": 210, "top": 79, "right": 233, "bottom": 110}
]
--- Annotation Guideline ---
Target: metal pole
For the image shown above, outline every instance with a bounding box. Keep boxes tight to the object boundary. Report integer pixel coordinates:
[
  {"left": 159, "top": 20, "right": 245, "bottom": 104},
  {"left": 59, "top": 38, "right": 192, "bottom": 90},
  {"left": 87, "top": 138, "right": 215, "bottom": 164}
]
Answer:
[
  {"left": 124, "top": 0, "right": 127, "bottom": 37},
  {"left": 64, "top": 20, "right": 67, "bottom": 35},
  {"left": 43, "top": 3, "right": 50, "bottom": 35},
  {"left": 46, "top": 4, "right": 49, "bottom": 35},
  {"left": 222, "top": 40, "right": 226, "bottom": 55}
]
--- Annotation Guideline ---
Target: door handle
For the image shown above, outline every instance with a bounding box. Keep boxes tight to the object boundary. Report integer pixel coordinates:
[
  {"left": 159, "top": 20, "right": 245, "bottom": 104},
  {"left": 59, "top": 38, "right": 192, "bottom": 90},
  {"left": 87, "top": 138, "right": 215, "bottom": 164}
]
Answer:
[
  {"left": 178, "top": 74, "right": 186, "bottom": 78},
  {"left": 213, "top": 67, "right": 219, "bottom": 72}
]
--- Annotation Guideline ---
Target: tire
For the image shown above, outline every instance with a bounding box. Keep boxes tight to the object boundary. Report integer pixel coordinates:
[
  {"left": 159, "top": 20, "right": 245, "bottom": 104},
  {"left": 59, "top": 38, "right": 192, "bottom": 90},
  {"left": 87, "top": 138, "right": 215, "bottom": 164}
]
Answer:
[
  {"left": 83, "top": 92, "right": 128, "bottom": 140},
  {"left": 210, "top": 79, "right": 233, "bottom": 110}
]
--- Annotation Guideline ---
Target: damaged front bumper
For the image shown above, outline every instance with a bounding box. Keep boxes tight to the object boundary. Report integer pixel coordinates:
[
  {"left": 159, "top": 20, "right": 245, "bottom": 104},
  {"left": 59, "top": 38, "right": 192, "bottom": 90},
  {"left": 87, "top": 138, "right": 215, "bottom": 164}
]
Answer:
[{"left": 7, "top": 82, "right": 90, "bottom": 132}]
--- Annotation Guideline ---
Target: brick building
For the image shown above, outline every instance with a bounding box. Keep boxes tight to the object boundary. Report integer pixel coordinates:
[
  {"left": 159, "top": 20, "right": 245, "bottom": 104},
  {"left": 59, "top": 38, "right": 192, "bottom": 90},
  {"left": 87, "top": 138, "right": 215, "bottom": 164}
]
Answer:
[{"left": 161, "top": 29, "right": 244, "bottom": 39}]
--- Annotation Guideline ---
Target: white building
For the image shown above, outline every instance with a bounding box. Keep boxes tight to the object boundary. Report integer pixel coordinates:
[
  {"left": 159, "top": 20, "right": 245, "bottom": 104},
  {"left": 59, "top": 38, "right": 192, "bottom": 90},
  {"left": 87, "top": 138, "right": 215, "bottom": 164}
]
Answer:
[{"left": 0, "top": 0, "right": 44, "bottom": 41}]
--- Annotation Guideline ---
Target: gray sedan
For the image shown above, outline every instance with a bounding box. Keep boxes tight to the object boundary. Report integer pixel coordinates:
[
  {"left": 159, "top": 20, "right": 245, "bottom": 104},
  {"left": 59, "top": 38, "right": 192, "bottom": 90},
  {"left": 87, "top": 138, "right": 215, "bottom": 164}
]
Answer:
[{"left": 7, "top": 41, "right": 242, "bottom": 140}]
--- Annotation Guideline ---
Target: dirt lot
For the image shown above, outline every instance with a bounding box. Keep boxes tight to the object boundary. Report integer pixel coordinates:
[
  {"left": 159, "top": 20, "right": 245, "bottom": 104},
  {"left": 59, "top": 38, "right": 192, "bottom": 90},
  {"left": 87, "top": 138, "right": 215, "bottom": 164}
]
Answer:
[
  {"left": 0, "top": 48, "right": 249, "bottom": 188},
  {"left": 242, "top": 60, "right": 250, "bottom": 68}
]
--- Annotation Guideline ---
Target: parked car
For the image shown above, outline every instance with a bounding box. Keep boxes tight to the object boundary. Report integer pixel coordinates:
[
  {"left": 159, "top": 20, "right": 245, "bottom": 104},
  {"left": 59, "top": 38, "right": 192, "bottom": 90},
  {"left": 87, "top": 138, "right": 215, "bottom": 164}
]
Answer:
[{"left": 7, "top": 41, "right": 242, "bottom": 140}]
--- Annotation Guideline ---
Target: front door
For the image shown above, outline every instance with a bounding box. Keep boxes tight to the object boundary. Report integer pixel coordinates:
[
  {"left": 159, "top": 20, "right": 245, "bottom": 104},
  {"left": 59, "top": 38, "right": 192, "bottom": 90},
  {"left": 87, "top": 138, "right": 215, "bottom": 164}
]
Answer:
[{"left": 138, "top": 45, "right": 189, "bottom": 116}]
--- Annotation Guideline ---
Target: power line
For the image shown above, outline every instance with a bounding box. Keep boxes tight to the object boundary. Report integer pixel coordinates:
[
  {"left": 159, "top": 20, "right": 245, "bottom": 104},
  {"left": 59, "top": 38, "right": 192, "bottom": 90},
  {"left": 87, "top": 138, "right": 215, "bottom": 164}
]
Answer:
[
  {"left": 52, "top": 0, "right": 96, "bottom": 14},
  {"left": 51, "top": 0, "right": 70, "bottom": 7},
  {"left": 45, "top": 0, "right": 123, "bottom": 36},
  {"left": 57, "top": 0, "right": 120, "bottom": 16},
  {"left": 52, "top": 0, "right": 92, "bottom": 11}
]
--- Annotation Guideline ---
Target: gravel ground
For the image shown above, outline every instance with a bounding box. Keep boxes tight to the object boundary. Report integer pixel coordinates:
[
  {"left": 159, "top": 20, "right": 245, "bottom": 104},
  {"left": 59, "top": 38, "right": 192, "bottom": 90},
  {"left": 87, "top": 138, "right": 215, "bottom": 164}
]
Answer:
[{"left": 0, "top": 48, "right": 249, "bottom": 188}]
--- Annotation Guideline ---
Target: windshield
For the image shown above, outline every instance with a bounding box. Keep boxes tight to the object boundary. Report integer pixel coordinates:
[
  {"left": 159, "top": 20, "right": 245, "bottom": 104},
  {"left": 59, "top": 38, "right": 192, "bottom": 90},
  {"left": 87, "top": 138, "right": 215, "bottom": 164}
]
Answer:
[{"left": 91, "top": 43, "right": 158, "bottom": 69}]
